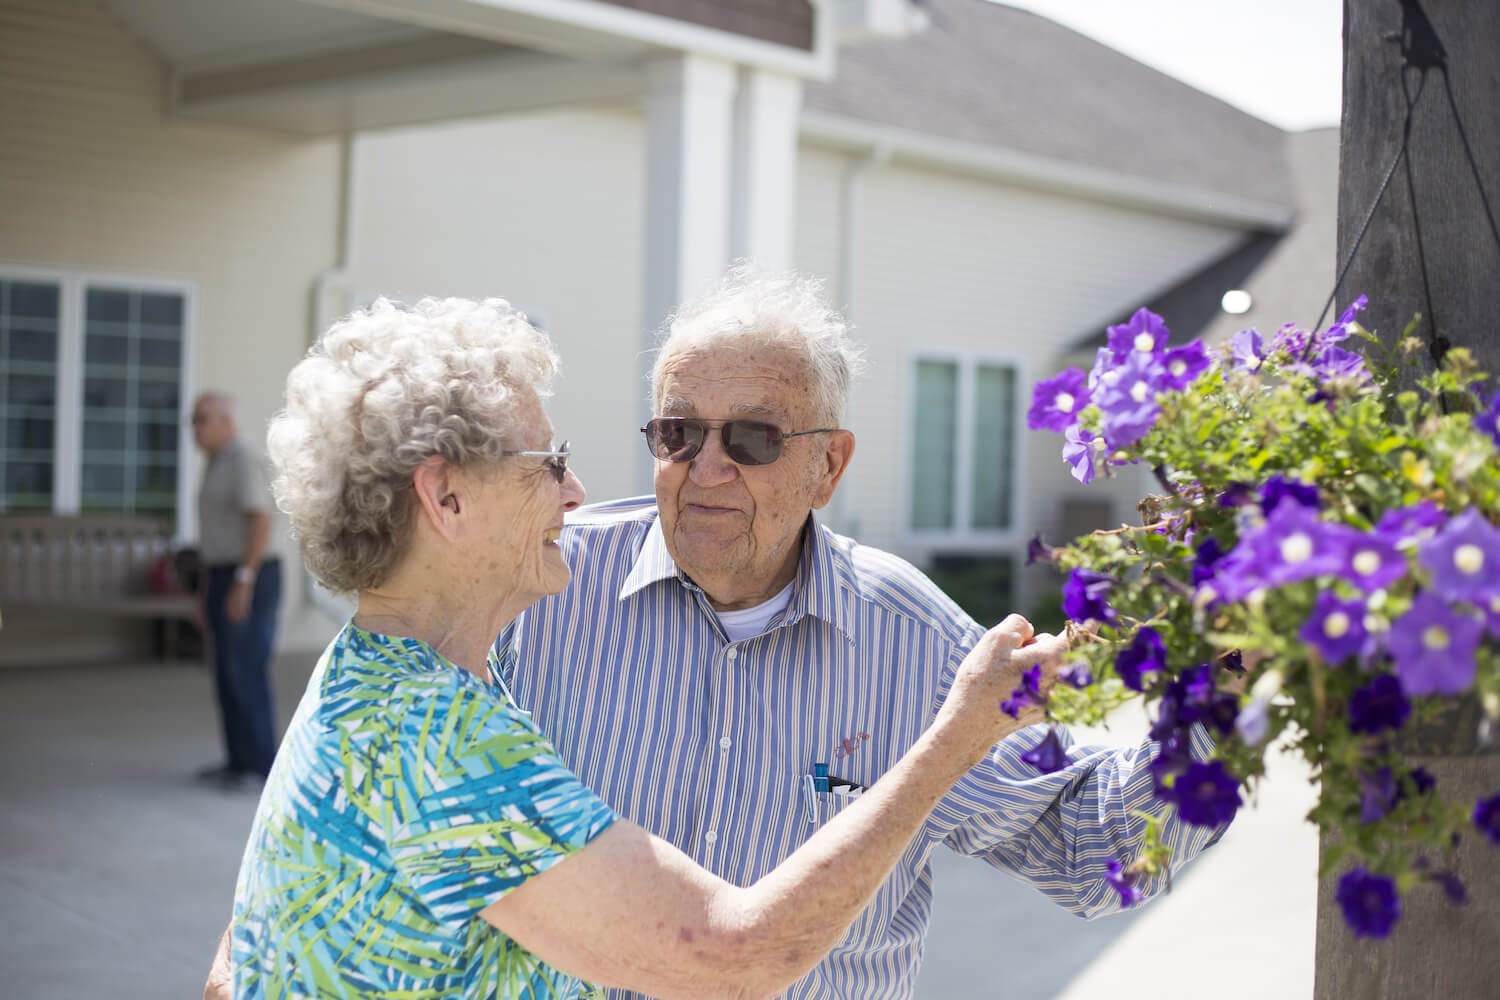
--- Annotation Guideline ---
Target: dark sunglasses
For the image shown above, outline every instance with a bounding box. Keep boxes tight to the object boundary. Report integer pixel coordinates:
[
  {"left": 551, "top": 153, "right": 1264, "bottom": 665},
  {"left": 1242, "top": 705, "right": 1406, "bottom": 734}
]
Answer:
[
  {"left": 501, "top": 440, "right": 570, "bottom": 483},
  {"left": 641, "top": 419, "right": 833, "bottom": 467}
]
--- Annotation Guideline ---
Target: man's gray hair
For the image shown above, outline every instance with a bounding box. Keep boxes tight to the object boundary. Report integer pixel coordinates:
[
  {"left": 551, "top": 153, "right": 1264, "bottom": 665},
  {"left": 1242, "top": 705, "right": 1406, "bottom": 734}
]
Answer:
[
  {"left": 650, "top": 263, "right": 865, "bottom": 427},
  {"left": 267, "top": 296, "right": 557, "bottom": 594}
]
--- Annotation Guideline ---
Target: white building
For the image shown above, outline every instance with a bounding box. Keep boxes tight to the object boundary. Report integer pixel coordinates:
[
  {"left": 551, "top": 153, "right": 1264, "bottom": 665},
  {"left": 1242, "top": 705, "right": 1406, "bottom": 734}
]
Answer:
[{"left": 0, "top": 0, "right": 1325, "bottom": 659}]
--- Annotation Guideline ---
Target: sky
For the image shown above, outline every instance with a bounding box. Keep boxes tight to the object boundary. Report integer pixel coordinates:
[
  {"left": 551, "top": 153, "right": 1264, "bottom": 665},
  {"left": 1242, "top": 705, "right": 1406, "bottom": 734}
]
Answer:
[{"left": 994, "top": 0, "right": 1345, "bottom": 131}]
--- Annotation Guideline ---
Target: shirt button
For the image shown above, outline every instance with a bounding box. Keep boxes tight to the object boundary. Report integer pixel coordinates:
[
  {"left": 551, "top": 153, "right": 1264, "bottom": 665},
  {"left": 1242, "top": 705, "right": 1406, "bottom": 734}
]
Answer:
[
  {"left": 719, "top": 736, "right": 732, "bottom": 750},
  {"left": 725, "top": 648, "right": 738, "bottom": 661},
  {"left": 704, "top": 830, "right": 718, "bottom": 845}
]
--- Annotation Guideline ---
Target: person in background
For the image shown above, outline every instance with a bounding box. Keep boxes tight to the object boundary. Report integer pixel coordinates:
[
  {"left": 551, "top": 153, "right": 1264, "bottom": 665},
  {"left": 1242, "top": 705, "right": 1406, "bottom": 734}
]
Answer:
[
  {"left": 191, "top": 391, "right": 281, "bottom": 789},
  {"left": 206, "top": 296, "right": 1068, "bottom": 1000}
]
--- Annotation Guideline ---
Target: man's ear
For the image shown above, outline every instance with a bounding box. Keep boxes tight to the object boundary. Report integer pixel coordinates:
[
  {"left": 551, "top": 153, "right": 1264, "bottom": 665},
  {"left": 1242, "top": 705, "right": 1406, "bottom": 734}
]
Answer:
[
  {"left": 811, "top": 430, "right": 856, "bottom": 510},
  {"left": 412, "top": 456, "right": 462, "bottom": 541}
]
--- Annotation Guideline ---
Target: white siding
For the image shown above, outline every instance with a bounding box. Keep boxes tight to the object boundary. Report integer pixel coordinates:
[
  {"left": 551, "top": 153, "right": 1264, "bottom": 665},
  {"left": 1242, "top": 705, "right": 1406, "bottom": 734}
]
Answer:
[
  {"left": 351, "top": 109, "right": 648, "bottom": 503},
  {"left": 0, "top": 0, "right": 342, "bottom": 646},
  {"left": 805, "top": 154, "right": 1248, "bottom": 609}
]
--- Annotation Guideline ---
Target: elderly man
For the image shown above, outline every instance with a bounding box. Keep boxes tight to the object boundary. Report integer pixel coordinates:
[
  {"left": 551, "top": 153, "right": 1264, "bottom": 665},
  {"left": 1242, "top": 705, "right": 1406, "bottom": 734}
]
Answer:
[
  {"left": 207, "top": 267, "right": 1222, "bottom": 998},
  {"left": 191, "top": 392, "right": 282, "bottom": 789},
  {"left": 494, "top": 266, "right": 1225, "bottom": 999}
]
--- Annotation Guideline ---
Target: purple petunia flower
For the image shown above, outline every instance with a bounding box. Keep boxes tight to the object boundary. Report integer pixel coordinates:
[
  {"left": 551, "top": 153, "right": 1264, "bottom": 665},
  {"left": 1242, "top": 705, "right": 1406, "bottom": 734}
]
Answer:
[
  {"left": 1170, "top": 760, "right": 1242, "bottom": 827},
  {"left": 1341, "top": 531, "right": 1408, "bottom": 592},
  {"left": 1025, "top": 533, "right": 1057, "bottom": 566},
  {"left": 1021, "top": 726, "right": 1069, "bottom": 774},
  {"left": 1270, "top": 321, "right": 1312, "bottom": 357},
  {"left": 1206, "top": 500, "right": 1348, "bottom": 601},
  {"left": 1346, "top": 674, "right": 1410, "bottom": 735},
  {"left": 1114, "top": 627, "right": 1166, "bottom": 692},
  {"left": 1375, "top": 502, "right": 1447, "bottom": 547},
  {"left": 1310, "top": 345, "right": 1372, "bottom": 384},
  {"left": 1388, "top": 593, "right": 1484, "bottom": 696},
  {"left": 1059, "top": 661, "right": 1094, "bottom": 688},
  {"left": 1191, "top": 537, "right": 1225, "bottom": 586},
  {"left": 1474, "top": 793, "right": 1500, "bottom": 844},
  {"left": 1095, "top": 350, "right": 1166, "bottom": 448},
  {"left": 1062, "top": 422, "right": 1101, "bottom": 484},
  {"left": 1337, "top": 868, "right": 1402, "bottom": 939},
  {"left": 1028, "top": 367, "right": 1091, "bottom": 433},
  {"left": 1106, "top": 307, "right": 1170, "bottom": 363},
  {"left": 1001, "top": 664, "right": 1044, "bottom": 718},
  {"left": 1235, "top": 697, "right": 1270, "bottom": 746},
  {"left": 1300, "top": 592, "right": 1368, "bottom": 663},
  {"left": 1431, "top": 870, "right": 1469, "bottom": 906},
  {"left": 1149, "top": 734, "right": 1193, "bottom": 795},
  {"left": 1419, "top": 507, "right": 1500, "bottom": 606},
  {"left": 1474, "top": 390, "right": 1500, "bottom": 449},
  {"left": 1159, "top": 340, "right": 1212, "bottom": 390},
  {"left": 1104, "top": 859, "right": 1145, "bottom": 907},
  {"left": 1216, "top": 481, "right": 1256, "bottom": 508},
  {"left": 1359, "top": 767, "right": 1399, "bottom": 824},
  {"left": 1062, "top": 569, "right": 1117, "bottom": 624},
  {"left": 1322, "top": 294, "right": 1368, "bottom": 343},
  {"left": 1229, "top": 328, "right": 1265, "bottom": 372},
  {"left": 1259, "top": 475, "right": 1320, "bottom": 514}
]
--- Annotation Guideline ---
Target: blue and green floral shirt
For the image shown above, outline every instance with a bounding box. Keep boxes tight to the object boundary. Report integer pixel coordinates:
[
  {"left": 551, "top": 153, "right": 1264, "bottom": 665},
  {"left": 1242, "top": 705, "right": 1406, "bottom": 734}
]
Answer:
[{"left": 231, "top": 623, "right": 618, "bottom": 999}]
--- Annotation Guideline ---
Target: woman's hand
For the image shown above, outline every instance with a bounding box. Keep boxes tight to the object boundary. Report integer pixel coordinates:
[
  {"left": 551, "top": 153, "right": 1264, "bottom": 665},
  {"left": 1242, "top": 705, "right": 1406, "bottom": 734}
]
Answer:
[{"left": 932, "top": 614, "right": 1070, "bottom": 765}]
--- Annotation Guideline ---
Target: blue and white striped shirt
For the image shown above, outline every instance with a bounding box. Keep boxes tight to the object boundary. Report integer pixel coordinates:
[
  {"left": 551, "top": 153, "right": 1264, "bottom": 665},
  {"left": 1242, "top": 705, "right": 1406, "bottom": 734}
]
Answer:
[{"left": 496, "top": 497, "right": 1224, "bottom": 1000}]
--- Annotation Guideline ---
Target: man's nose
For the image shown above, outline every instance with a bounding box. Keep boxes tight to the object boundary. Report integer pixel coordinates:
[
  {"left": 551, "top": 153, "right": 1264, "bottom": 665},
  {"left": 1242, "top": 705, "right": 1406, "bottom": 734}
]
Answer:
[
  {"left": 687, "top": 427, "right": 739, "bottom": 486},
  {"left": 561, "top": 468, "right": 586, "bottom": 511}
]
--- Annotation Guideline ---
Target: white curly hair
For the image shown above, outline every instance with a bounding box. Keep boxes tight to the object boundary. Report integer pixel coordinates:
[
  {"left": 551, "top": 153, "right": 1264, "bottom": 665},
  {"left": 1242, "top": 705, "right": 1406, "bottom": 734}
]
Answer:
[
  {"left": 268, "top": 296, "right": 557, "bottom": 594},
  {"left": 650, "top": 262, "right": 865, "bottom": 427}
]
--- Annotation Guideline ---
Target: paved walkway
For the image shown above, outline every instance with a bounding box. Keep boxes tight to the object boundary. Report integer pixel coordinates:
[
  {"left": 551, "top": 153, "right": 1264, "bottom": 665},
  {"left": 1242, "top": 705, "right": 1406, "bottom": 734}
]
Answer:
[{"left": 0, "top": 651, "right": 1316, "bottom": 999}]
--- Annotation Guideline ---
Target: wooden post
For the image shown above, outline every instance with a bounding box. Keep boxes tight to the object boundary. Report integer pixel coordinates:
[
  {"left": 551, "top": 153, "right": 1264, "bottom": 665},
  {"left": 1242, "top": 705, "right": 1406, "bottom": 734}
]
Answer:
[{"left": 1317, "top": 2, "right": 1500, "bottom": 997}]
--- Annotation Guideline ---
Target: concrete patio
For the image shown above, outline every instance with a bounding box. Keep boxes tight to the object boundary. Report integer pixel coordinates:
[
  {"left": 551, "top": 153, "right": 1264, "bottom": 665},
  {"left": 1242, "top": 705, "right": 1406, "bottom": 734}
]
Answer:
[{"left": 0, "top": 647, "right": 1317, "bottom": 999}]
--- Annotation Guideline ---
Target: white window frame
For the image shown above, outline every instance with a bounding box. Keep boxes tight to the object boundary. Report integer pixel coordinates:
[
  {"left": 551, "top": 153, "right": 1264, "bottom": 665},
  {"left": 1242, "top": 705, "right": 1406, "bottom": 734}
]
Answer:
[
  {"left": 0, "top": 263, "right": 197, "bottom": 539},
  {"left": 902, "top": 347, "right": 1027, "bottom": 550}
]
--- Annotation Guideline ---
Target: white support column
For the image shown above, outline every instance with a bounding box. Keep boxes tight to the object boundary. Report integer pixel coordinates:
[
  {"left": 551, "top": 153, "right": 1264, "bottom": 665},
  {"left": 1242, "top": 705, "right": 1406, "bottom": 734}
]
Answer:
[
  {"left": 639, "top": 53, "right": 737, "bottom": 490},
  {"left": 729, "top": 68, "right": 803, "bottom": 269}
]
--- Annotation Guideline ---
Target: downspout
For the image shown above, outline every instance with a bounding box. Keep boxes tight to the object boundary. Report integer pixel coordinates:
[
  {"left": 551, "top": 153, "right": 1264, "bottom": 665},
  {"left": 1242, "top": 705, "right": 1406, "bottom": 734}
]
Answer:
[{"left": 829, "top": 140, "right": 891, "bottom": 537}]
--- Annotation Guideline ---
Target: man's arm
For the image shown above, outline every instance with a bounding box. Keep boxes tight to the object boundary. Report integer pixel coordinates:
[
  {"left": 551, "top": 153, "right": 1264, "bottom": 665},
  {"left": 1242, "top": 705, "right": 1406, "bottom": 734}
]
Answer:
[
  {"left": 224, "top": 510, "right": 269, "bottom": 624},
  {"left": 934, "top": 718, "right": 1226, "bottom": 918},
  {"left": 203, "top": 928, "right": 231, "bottom": 1000}
]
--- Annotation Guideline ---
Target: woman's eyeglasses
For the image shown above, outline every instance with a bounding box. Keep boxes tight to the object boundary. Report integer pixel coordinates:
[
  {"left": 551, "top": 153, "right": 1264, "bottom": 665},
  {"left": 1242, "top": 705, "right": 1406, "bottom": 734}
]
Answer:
[
  {"left": 502, "top": 441, "right": 570, "bottom": 483},
  {"left": 641, "top": 419, "right": 833, "bottom": 467}
]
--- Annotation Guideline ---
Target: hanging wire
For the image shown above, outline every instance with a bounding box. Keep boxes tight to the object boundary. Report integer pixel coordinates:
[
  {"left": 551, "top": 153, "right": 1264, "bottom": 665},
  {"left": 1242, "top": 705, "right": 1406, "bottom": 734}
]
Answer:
[{"left": 1313, "top": 0, "right": 1500, "bottom": 367}]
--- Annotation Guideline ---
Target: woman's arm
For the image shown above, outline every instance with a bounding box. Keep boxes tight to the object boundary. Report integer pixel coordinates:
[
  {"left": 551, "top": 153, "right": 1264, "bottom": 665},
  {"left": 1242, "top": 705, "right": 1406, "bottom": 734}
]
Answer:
[{"left": 484, "top": 615, "right": 1065, "bottom": 1000}]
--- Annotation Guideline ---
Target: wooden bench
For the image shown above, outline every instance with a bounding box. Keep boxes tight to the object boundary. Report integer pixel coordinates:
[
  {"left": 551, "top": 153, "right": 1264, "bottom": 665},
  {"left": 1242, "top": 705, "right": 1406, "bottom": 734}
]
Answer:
[{"left": 0, "top": 514, "right": 201, "bottom": 661}]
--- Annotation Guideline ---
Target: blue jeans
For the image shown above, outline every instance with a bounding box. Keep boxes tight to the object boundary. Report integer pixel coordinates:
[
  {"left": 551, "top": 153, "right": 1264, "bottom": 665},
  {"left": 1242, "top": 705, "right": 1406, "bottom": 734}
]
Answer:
[{"left": 204, "top": 560, "right": 282, "bottom": 777}]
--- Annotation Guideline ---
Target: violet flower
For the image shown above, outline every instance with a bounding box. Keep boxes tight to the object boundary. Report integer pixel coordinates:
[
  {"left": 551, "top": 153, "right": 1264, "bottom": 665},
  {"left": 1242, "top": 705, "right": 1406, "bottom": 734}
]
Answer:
[
  {"left": 1358, "top": 767, "right": 1399, "bottom": 824},
  {"left": 1170, "top": 760, "right": 1242, "bottom": 827},
  {"left": 1095, "top": 349, "right": 1166, "bottom": 448},
  {"left": 1062, "top": 422, "right": 1100, "bottom": 484},
  {"left": 1341, "top": 531, "right": 1408, "bottom": 592},
  {"left": 1114, "top": 627, "right": 1165, "bottom": 692},
  {"left": 1474, "top": 390, "right": 1500, "bottom": 449},
  {"left": 1059, "top": 661, "right": 1094, "bottom": 688},
  {"left": 1336, "top": 868, "right": 1402, "bottom": 939},
  {"left": 1106, "top": 307, "right": 1170, "bottom": 363},
  {"left": 1025, "top": 533, "right": 1057, "bottom": 566},
  {"left": 1062, "top": 569, "right": 1117, "bottom": 624},
  {"left": 1104, "top": 859, "right": 1145, "bottom": 908},
  {"left": 1027, "top": 367, "right": 1091, "bottom": 433},
  {"left": 1229, "top": 328, "right": 1265, "bottom": 372},
  {"left": 1418, "top": 507, "right": 1500, "bottom": 606},
  {"left": 1299, "top": 592, "right": 1368, "bottom": 663},
  {"left": 1159, "top": 340, "right": 1212, "bottom": 390},
  {"left": 1375, "top": 502, "right": 1447, "bottom": 546},
  {"left": 1346, "top": 674, "right": 1410, "bottom": 735},
  {"left": 1020, "top": 726, "right": 1069, "bottom": 774},
  {"left": 1388, "top": 592, "right": 1483, "bottom": 696},
  {"left": 1259, "top": 475, "right": 1320, "bottom": 514},
  {"left": 1475, "top": 792, "right": 1500, "bottom": 845},
  {"left": 1001, "top": 664, "right": 1044, "bottom": 719}
]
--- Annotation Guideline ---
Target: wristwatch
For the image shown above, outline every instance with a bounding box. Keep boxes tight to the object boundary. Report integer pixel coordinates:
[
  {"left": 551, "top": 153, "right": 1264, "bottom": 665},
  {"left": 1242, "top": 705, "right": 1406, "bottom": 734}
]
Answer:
[{"left": 234, "top": 565, "right": 257, "bottom": 584}]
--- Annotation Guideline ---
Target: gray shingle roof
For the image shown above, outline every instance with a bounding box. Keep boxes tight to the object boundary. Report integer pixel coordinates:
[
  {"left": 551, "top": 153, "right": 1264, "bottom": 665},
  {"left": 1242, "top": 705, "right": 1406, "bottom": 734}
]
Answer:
[{"left": 807, "top": 0, "right": 1294, "bottom": 209}]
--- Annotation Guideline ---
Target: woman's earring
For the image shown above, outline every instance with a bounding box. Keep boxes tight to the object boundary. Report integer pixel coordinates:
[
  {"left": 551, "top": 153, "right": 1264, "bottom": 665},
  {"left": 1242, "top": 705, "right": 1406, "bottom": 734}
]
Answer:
[{"left": 441, "top": 494, "right": 461, "bottom": 514}]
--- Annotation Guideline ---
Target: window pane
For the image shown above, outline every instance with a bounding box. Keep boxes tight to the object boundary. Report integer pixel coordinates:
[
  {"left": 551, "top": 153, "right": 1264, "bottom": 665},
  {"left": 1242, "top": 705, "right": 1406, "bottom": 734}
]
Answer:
[
  {"left": 9, "top": 282, "right": 59, "bottom": 319},
  {"left": 927, "top": 554, "right": 1014, "bottom": 626},
  {"left": 6, "top": 415, "right": 53, "bottom": 450},
  {"left": 8, "top": 327, "right": 57, "bottom": 362},
  {"left": 910, "top": 360, "right": 958, "bottom": 530},
  {"left": 87, "top": 288, "right": 131, "bottom": 323},
  {"left": 2, "top": 278, "right": 61, "bottom": 512},
  {"left": 970, "top": 364, "right": 1016, "bottom": 530},
  {"left": 84, "top": 419, "right": 127, "bottom": 450},
  {"left": 81, "top": 285, "right": 186, "bottom": 516}
]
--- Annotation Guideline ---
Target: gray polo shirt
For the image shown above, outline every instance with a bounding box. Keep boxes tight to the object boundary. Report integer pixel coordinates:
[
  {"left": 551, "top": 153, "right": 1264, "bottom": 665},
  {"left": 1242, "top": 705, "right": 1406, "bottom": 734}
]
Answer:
[{"left": 197, "top": 438, "right": 269, "bottom": 566}]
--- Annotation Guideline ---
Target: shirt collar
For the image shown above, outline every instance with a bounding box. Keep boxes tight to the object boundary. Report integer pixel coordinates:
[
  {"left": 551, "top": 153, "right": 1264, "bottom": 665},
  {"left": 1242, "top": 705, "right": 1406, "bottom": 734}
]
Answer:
[{"left": 618, "top": 509, "right": 859, "bottom": 642}]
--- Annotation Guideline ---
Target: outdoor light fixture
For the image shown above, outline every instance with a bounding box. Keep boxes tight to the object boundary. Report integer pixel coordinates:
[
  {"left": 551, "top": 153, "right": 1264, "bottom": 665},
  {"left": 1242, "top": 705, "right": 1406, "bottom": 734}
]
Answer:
[{"left": 1221, "top": 289, "right": 1253, "bottom": 315}]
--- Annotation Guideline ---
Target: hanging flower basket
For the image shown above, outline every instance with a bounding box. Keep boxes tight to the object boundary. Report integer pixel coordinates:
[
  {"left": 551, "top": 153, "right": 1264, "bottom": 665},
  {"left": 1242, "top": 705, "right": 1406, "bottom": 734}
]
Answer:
[{"left": 1024, "top": 298, "right": 1500, "bottom": 939}]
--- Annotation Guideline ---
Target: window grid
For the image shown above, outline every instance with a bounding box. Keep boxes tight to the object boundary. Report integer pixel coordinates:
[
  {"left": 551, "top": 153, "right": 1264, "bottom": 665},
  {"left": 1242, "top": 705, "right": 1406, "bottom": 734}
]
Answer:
[{"left": 0, "top": 279, "right": 62, "bottom": 512}]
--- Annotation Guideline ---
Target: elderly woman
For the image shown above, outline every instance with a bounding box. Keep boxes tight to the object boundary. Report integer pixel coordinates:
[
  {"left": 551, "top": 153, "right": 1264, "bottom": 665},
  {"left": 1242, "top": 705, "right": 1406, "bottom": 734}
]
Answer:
[{"left": 220, "top": 296, "right": 1063, "bottom": 1000}]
